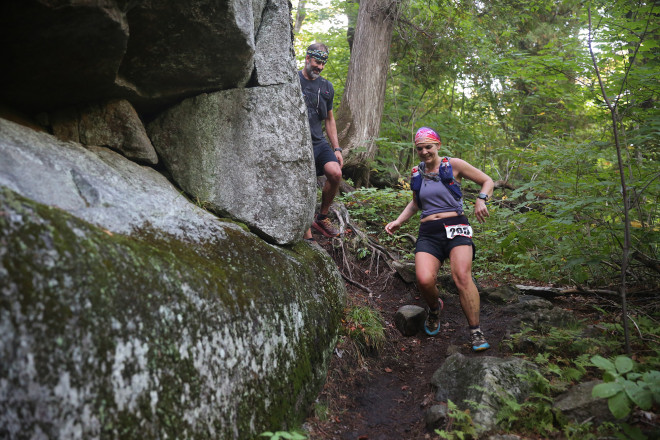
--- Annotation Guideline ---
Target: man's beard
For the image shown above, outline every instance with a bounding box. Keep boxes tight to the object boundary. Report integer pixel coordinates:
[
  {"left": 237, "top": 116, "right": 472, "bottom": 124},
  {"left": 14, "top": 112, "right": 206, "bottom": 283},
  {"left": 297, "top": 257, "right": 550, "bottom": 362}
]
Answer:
[{"left": 305, "top": 64, "right": 321, "bottom": 80}]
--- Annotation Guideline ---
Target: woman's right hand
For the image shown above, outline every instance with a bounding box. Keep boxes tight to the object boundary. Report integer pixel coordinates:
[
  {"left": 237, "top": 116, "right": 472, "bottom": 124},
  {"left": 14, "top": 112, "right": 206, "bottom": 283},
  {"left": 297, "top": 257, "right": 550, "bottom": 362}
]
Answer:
[{"left": 385, "top": 220, "right": 400, "bottom": 235}]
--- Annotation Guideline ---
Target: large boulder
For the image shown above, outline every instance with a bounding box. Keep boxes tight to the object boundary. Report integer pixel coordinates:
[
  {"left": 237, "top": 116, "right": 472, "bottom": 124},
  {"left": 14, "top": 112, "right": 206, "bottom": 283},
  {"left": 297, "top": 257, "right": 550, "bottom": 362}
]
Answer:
[
  {"left": 0, "top": 117, "right": 209, "bottom": 239},
  {"left": 0, "top": 117, "right": 346, "bottom": 439},
  {"left": 118, "top": 0, "right": 256, "bottom": 110},
  {"left": 431, "top": 353, "right": 538, "bottom": 435},
  {"left": 147, "top": 83, "right": 315, "bottom": 245},
  {"left": 0, "top": 0, "right": 261, "bottom": 113}
]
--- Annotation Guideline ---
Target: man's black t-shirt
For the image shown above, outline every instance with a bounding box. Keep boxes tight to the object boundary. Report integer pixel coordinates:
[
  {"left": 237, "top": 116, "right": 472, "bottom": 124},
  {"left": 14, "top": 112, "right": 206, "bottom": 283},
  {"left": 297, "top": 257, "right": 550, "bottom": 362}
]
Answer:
[{"left": 299, "top": 71, "right": 335, "bottom": 147}]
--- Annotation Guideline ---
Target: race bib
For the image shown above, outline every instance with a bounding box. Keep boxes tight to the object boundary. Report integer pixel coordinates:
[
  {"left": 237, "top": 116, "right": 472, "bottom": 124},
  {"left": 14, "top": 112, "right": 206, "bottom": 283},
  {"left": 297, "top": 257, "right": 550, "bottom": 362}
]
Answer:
[{"left": 445, "top": 224, "right": 473, "bottom": 239}]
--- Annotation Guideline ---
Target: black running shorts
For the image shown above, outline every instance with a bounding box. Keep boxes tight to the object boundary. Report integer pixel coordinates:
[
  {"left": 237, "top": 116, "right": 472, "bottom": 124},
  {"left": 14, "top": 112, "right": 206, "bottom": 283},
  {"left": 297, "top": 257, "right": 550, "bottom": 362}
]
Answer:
[
  {"left": 313, "top": 141, "right": 339, "bottom": 176},
  {"left": 415, "top": 215, "right": 476, "bottom": 262}
]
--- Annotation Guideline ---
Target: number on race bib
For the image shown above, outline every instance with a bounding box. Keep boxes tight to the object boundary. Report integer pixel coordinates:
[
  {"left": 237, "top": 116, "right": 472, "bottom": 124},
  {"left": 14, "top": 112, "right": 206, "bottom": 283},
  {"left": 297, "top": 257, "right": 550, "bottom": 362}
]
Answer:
[{"left": 444, "top": 224, "right": 473, "bottom": 239}]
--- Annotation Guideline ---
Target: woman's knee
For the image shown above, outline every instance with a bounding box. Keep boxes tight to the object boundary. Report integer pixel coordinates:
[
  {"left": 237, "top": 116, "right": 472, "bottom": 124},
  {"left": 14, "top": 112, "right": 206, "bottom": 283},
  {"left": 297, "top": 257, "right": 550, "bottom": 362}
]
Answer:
[
  {"left": 452, "top": 270, "right": 473, "bottom": 291},
  {"left": 416, "top": 270, "right": 436, "bottom": 289}
]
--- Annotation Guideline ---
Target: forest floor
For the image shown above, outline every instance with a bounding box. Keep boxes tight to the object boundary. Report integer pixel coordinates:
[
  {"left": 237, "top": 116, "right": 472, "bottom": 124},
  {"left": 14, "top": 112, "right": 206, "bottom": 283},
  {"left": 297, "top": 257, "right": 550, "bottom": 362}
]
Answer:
[{"left": 300, "top": 231, "right": 654, "bottom": 440}]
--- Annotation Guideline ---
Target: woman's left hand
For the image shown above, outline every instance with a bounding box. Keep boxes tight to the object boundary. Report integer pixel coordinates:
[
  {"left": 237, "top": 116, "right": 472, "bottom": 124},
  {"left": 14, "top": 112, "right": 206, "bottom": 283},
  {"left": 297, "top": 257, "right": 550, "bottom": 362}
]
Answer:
[{"left": 474, "top": 199, "right": 490, "bottom": 223}]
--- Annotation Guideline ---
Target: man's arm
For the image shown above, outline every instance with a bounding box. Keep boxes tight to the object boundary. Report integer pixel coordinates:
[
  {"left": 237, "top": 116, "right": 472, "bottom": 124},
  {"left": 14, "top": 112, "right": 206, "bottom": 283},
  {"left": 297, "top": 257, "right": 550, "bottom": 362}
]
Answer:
[{"left": 325, "top": 109, "right": 343, "bottom": 167}]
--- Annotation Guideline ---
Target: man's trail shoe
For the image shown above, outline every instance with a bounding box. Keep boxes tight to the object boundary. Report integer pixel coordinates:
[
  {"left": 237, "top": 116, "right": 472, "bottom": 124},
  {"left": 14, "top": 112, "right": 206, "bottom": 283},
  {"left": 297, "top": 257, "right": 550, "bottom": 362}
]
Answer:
[
  {"left": 470, "top": 330, "right": 490, "bottom": 352},
  {"left": 424, "top": 299, "right": 444, "bottom": 336},
  {"left": 312, "top": 216, "right": 340, "bottom": 237}
]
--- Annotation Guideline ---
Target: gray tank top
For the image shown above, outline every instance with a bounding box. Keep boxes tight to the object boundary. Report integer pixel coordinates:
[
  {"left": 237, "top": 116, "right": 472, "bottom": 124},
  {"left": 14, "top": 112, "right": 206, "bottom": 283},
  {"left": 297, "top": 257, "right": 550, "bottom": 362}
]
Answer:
[{"left": 419, "top": 178, "right": 463, "bottom": 218}]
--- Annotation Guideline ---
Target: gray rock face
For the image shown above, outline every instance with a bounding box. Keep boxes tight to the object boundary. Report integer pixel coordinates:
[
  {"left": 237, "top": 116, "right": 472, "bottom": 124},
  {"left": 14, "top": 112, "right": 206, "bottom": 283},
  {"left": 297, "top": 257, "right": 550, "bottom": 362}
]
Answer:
[
  {"left": 431, "top": 353, "right": 537, "bottom": 434},
  {"left": 118, "top": 0, "right": 256, "bottom": 107},
  {"left": 553, "top": 380, "right": 614, "bottom": 425},
  {"left": 148, "top": 83, "right": 315, "bottom": 245},
  {"left": 254, "top": 0, "right": 297, "bottom": 86},
  {"left": 0, "top": 118, "right": 212, "bottom": 241},
  {"left": 424, "top": 404, "right": 449, "bottom": 430},
  {"left": 504, "top": 295, "right": 577, "bottom": 333},
  {"left": 0, "top": 117, "right": 346, "bottom": 439},
  {"left": 0, "top": 0, "right": 260, "bottom": 113},
  {"left": 482, "top": 285, "right": 520, "bottom": 304},
  {"left": 51, "top": 99, "right": 158, "bottom": 165}
]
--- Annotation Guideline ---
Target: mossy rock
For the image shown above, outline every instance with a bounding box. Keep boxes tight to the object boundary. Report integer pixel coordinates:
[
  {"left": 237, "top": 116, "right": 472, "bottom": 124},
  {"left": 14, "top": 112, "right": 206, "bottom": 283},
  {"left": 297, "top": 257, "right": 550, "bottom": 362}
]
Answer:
[{"left": 0, "top": 186, "right": 346, "bottom": 439}]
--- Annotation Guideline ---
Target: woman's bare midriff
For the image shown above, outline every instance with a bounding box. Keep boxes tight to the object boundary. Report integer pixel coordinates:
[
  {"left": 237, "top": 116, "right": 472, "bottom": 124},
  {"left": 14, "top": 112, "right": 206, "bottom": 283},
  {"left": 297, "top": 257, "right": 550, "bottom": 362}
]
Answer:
[{"left": 420, "top": 212, "right": 460, "bottom": 223}]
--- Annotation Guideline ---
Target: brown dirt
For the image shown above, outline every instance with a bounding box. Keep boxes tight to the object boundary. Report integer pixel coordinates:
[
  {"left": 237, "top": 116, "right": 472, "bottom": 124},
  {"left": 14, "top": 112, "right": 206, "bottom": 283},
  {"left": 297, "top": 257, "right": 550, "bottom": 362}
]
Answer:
[{"left": 300, "top": 233, "right": 653, "bottom": 440}]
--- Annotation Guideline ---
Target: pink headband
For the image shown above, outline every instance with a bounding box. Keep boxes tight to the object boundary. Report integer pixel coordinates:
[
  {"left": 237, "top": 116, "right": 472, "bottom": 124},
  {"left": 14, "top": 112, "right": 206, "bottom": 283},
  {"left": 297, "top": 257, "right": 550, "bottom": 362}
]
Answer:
[{"left": 414, "top": 127, "right": 441, "bottom": 146}]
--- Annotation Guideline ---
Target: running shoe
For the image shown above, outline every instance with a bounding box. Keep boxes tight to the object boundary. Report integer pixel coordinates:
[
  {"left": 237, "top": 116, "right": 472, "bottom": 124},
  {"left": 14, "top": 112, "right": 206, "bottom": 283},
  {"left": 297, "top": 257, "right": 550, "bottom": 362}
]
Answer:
[{"left": 470, "top": 330, "right": 491, "bottom": 352}]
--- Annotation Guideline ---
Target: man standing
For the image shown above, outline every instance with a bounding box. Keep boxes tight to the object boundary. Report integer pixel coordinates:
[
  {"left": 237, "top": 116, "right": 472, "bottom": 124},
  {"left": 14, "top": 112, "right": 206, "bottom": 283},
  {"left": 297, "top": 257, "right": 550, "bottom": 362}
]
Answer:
[{"left": 299, "top": 43, "right": 343, "bottom": 239}]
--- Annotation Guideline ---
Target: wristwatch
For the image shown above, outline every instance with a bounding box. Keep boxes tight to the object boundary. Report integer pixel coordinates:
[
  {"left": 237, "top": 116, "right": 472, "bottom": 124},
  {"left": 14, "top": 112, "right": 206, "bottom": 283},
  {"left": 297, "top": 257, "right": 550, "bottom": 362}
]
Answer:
[
  {"left": 334, "top": 147, "right": 342, "bottom": 152},
  {"left": 477, "top": 193, "right": 489, "bottom": 201}
]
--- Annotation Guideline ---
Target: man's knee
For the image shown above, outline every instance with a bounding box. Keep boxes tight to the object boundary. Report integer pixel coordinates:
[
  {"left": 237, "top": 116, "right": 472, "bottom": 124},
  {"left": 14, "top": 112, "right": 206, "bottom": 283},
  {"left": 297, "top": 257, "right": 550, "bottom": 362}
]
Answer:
[{"left": 324, "top": 162, "right": 342, "bottom": 184}]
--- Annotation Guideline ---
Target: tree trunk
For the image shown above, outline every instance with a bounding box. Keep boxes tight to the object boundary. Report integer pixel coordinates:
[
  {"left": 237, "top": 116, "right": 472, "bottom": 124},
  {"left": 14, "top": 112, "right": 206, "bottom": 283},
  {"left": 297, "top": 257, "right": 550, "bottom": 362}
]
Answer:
[
  {"left": 345, "top": 0, "right": 359, "bottom": 52},
  {"left": 335, "top": 0, "right": 396, "bottom": 187},
  {"left": 293, "top": 0, "right": 307, "bottom": 34}
]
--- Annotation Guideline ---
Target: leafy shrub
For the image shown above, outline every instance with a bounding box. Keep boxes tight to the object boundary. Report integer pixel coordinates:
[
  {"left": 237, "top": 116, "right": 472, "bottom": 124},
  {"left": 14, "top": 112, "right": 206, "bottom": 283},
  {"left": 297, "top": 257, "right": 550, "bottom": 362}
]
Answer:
[{"left": 591, "top": 355, "right": 660, "bottom": 419}]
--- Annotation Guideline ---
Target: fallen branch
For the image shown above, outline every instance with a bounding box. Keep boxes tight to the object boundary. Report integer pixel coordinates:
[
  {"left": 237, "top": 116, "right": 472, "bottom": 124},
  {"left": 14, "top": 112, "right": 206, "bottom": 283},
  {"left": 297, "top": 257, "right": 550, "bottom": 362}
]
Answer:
[
  {"left": 514, "top": 285, "right": 563, "bottom": 299},
  {"left": 632, "top": 250, "right": 660, "bottom": 275},
  {"left": 494, "top": 180, "right": 515, "bottom": 190},
  {"left": 560, "top": 287, "right": 619, "bottom": 297},
  {"left": 514, "top": 284, "right": 621, "bottom": 299}
]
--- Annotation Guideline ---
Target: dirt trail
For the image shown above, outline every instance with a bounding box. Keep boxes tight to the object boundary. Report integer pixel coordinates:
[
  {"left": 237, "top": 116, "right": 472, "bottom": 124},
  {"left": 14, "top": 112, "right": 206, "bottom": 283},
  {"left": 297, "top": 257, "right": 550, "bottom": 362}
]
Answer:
[{"left": 303, "top": 235, "right": 521, "bottom": 440}]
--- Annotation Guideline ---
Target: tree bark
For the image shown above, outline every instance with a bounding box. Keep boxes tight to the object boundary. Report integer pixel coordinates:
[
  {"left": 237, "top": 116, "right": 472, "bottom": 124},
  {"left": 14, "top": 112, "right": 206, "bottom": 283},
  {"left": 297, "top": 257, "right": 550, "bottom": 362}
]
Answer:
[{"left": 335, "top": 0, "right": 397, "bottom": 187}]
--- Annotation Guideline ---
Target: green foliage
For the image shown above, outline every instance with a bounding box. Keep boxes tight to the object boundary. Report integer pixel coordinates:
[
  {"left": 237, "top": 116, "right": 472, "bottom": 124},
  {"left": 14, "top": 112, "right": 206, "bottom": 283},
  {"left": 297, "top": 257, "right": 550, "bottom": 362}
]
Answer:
[
  {"left": 591, "top": 355, "right": 660, "bottom": 419},
  {"left": 435, "top": 400, "right": 478, "bottom": 440},
  {"left": 496, "top": 389, "right": 557, "bottom": 436},
  {"left": 258, "top": 430, "right": 307, "bottom": 440},
  {"left": 338, "top": 187, "right": 419, "bottom": 256},
  {"left": 496, "top": 309, "right": 660, "bottom": 436},
  {"left": 342, "top": 306, "right": 386, "bottom": 354}
]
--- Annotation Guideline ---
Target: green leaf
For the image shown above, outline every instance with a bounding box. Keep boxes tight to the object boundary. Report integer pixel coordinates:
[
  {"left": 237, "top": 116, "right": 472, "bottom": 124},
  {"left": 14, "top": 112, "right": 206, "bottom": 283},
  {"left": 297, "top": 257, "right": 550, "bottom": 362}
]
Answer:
[
  {"left": 615, "top": 356, "right": 634, "bottom": 374},
  {"left": 591, "top": 355, "right": 616, "bottom": 373},
  {"left": 621, "top": 423, "right": 648, "bottom": 440},
  {"left": 642, "top": 370, "right": 660, "bottom": 385},
  {"left": 608, "top": 391, "right": 632, "bottom": 419},
  {"left": 593, "top": 381, "right": 623, "bottom": 398},
  {"left": 624, "top": 380, "right": 653, "bottom": 410}
]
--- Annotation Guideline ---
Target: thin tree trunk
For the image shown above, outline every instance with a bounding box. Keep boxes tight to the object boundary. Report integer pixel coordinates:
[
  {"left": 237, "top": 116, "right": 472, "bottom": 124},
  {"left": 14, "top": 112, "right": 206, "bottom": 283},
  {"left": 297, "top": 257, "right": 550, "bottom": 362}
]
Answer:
[
  {"left": 588, "top": 7, "right": 631, "bottom": 354},
  {"left": 335, "top": 0, "right": 397, "bottom": 187},
  {"left": 293, "top": 0, "right": 307, "bottom": 34}
]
